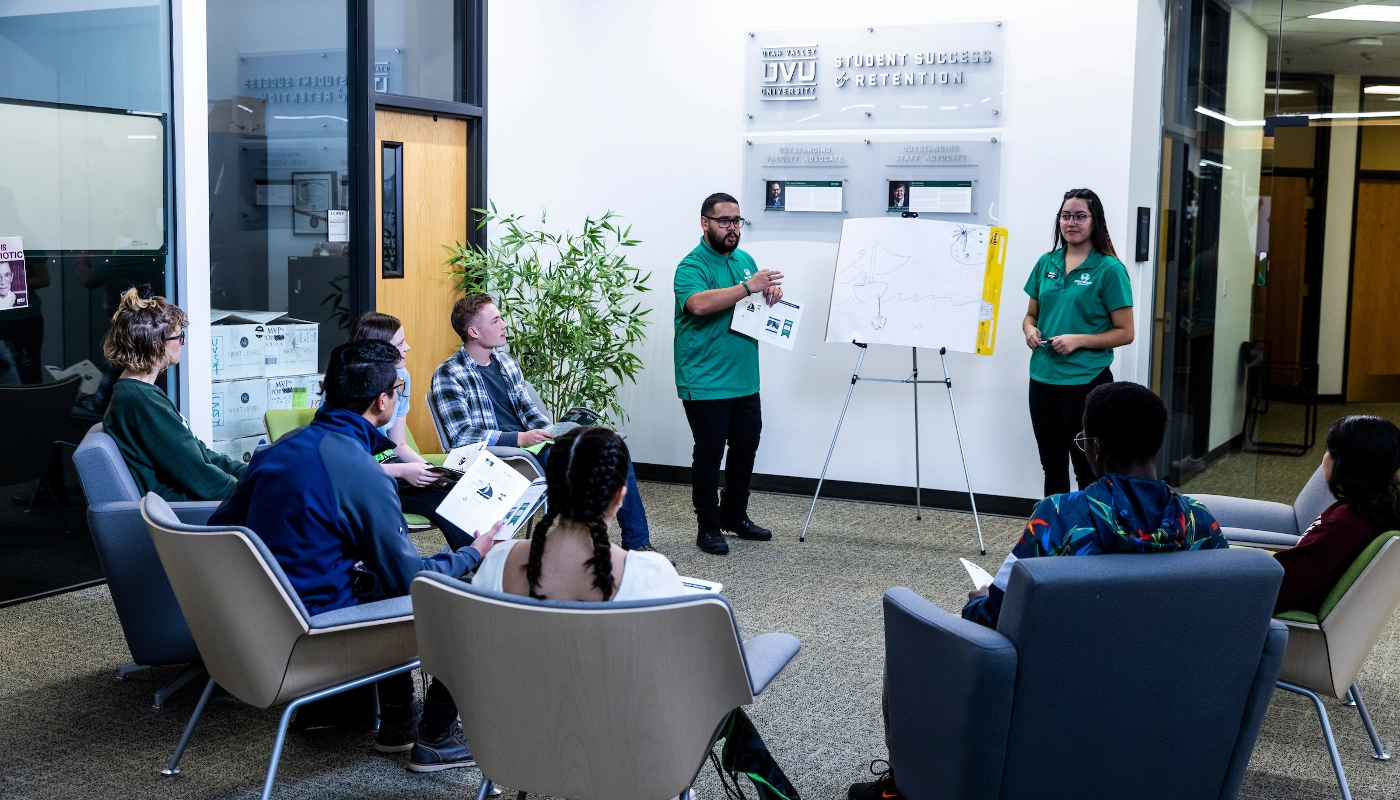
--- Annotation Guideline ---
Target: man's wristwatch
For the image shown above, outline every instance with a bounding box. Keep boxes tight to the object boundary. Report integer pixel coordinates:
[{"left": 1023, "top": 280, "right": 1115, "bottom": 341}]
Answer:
[{"left": 742, "top": 280, "right": 752, "bottom": 295}]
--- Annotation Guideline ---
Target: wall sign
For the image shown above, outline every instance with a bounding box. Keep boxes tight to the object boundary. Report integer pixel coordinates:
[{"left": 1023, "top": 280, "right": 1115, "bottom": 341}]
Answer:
[{"left": 745, "top": 22, "right": 1005, "bottom": 130}]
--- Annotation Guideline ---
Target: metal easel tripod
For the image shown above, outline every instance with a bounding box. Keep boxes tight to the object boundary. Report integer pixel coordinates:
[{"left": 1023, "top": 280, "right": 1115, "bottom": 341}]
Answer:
[{"left": 800, "top": 342, "right": 985, "bottom": 554}]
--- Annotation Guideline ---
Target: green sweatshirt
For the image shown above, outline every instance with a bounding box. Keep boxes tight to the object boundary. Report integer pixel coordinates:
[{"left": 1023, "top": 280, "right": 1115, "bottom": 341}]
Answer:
[{"left": 102, "top": 378, "right": 246, "bottom": 502}]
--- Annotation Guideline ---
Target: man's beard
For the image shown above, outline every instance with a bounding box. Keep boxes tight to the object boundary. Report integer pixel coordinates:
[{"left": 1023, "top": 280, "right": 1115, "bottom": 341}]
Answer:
[{"left": 705, "top": 227, "right": 739, "bottom": 255}]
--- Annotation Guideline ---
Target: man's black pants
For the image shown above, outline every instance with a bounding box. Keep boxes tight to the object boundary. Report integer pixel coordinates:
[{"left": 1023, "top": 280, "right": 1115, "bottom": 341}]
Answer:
[
  {"left": 378, "top": 672, "right": 457, "bottom": 737},
  {"left": 682, "top": 393, "right": 761, "bottom": 532},
  {"left": 1027, "top": 368, "right": 1112, "bottom": 497}
]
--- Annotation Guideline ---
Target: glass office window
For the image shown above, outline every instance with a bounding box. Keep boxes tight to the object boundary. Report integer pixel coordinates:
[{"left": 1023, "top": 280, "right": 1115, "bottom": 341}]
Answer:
[
  {"left": 375, "top": 0, "right": 463, "bottom": 102},
  {"left": 206, "top": 0, "right": 352, "bottom": 371}
]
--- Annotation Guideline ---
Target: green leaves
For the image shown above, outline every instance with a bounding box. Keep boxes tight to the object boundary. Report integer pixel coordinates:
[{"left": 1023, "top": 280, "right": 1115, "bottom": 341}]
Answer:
[{"left": 443, "top": 206, "right": 652, "bottom": 423}]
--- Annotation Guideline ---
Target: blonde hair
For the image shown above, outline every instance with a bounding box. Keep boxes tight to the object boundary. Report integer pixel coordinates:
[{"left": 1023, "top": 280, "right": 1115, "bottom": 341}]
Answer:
[{"left": 103, "top": 287, "right": 188, "bottom": 374}]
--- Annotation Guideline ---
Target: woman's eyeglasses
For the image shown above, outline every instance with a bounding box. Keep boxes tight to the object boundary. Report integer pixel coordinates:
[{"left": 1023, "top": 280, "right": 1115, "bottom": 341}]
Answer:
[
  {"left": 164, "top": 330, "right": 186, "bottom": 345},
  {"left": 1059, "top": 212, "right": 1090, "bottom": 223}
]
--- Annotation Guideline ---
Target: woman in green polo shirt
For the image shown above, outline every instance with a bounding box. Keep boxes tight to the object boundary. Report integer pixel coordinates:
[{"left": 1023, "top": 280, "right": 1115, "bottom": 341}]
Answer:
[{"left": 1022, "top": 188, "right": 1135, "bottom": 496}]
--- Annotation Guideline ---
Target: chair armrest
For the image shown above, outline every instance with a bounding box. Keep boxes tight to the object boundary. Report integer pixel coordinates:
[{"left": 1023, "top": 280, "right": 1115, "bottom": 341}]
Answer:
[
  {"left": 1220, "top": 620, "right": 1288, "bottom": 799},
  {"left": 168, "top": 501, "right": 223, "bottom": 527},
  {"left": 1223, "top": 528, "right": 1301, "bottom": 551},
  {"left": 1185, "top": 494, "right": 1299, "bottom": 535},
  {"left": 488, "top": 446, "right": 543, "bottom": 480},
  {"left": 742, "top": 632, "right": 800, "bottom": 695},
  {"left": 308, "top": 595, "right": 414, "bottom": 630},
  {"left": 884, "top": 587, "right": 1016, "bottom": 800}
]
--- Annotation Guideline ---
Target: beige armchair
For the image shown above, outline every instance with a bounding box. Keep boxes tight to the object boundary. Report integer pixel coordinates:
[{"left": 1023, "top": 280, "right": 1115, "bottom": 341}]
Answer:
[
  {"left": 410, "top": 572, "right": 801, "bottom": 800},
  {"left": 1274, "top": 533, "right": 1400, "bottom": 800},
  {"left": 141, "top": 493, "right": 420, "bottom": 800}
]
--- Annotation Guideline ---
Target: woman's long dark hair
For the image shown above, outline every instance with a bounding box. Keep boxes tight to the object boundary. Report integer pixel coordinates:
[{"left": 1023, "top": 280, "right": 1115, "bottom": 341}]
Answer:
[
  {"left": 348, "top": 311, "right": 402, "bottom": 344},
  {"left": 1053, "top": 188, "right": 1118, "bottom": 258},
  {"left": 1326, "top": 415, "right": 1400, "bottom": 532},
  {"left": 525, "top": 426, "right": 631, "bottom": 600}
]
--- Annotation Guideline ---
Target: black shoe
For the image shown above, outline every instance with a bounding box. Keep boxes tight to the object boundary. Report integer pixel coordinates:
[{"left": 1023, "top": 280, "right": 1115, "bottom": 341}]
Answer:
[
  {"left": 722, "top": 516, "right": 772, "bottom": 541},
  {"left": 631, "top": 544, "right": 677, "bottom": 567},
  {"left": 848, "top": 760, "right": 903, "bottom": 800},
  {"left": 696, "top": 529, "right": 729, "bottom": 555},
  {"left": 408, "top": 720, "right": 476, "bottom": 772},
  {"left": 374, "top": 699, "right": 421, "bottom": 753}
]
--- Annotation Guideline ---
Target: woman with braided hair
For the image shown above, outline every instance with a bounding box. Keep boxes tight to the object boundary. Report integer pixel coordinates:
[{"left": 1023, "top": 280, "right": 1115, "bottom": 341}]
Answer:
[{"left": 473, "top": 426, "right": 683, "bottom": 600}]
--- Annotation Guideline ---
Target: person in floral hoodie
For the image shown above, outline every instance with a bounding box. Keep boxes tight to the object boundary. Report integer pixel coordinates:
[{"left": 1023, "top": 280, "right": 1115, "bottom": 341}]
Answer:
[{"left": 964, "top": 381, "right": 1227, "bottom": 628}]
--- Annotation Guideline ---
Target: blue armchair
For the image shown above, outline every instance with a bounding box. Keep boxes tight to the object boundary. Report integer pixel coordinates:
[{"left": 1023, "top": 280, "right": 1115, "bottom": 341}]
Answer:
[
  {"left": 883, "top": 549, "right": 1287, "bottom": 800},
  {"left": 72, "top": 424, "right": 219, "bottom": 707}
]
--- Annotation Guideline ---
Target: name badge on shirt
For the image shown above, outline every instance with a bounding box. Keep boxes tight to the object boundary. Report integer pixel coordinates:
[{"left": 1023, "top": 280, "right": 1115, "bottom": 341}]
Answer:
[{"left": 1047, "top": 271, "right": 1059, "bottom": 280}]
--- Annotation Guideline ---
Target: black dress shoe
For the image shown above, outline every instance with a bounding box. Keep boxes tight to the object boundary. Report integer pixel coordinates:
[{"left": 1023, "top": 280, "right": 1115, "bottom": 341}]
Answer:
[
  {"left": 696, "top": 529, "right": 730, "bottom": 555},
  {"left": 722, "top": 517, "right": 772, "bottom": 541}
]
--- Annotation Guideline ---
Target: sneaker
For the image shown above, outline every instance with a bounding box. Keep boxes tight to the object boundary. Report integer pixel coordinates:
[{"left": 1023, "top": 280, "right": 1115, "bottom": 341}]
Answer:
[
  {"left": 408, "top": 720, "right": 477, "bottom": 772},
  {"left": 696, "top": 529, "right": 729, "bottom": 555},
  {"left": 631, "top": 544, "right": 677, "bottom": 567},
  {"left": 374, "top": 699, "right": 421, "bottom": 753},
  {"left": 848, "top": 760, "right": 903, "bottom": 800},
  {"left": 722, "top": 516, "right": 772, "bottom": 541}
]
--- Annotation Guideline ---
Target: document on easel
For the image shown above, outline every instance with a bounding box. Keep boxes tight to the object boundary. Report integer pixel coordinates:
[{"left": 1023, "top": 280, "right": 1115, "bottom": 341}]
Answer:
[
  {"left": 731, "top": 296, "right": 802, "bottom": 350},
  {"left": 435, "top": 449, "right": 542, "bottom": 542}
]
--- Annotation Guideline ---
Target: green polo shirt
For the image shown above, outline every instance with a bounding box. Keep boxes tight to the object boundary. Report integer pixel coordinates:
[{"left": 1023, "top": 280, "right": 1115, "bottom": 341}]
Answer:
[
  {"left": 673, "top": 237, "right": 760, "bottom": 401},
  {"left": 1024, "top": 248, "right": 1133, "bottom": 385}
]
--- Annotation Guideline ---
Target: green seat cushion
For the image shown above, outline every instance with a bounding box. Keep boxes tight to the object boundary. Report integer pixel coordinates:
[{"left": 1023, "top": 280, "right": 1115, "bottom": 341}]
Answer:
[
  {"left": 404, "top": 513, "right": 432, "bottom": 528},
  {"left": 1314, "top": 531, "right": 1400, "bottom": 622},
  {"left": 265, "top": 408, "right": 317, "bottom": 442},
  {"left": 1274, "top": 609, "right": 1318, "bottom": 625},
  {"left": 424, "top": 453, "right": 446, "bottom": 467}
]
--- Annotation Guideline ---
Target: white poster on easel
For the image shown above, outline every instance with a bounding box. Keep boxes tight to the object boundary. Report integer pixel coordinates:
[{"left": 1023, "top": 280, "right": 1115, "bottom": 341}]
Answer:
[{"left": 824, "top": 218, "right": 1007, "bottom": 355}]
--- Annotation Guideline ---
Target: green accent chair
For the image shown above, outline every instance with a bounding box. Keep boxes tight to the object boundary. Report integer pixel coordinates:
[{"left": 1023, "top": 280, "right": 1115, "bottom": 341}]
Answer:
[
  {"left": 1273, "top": 531, "right": 1400, "bottom": 800},
  {"left": 262, "top": 408, "right": 447, "bottom": 528}
]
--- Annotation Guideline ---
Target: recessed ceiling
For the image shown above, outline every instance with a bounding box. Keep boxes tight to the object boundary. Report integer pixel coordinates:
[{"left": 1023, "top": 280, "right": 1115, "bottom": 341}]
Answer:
[{"left": 1225, "top": 0, "right": 1400, "bottom": 77}]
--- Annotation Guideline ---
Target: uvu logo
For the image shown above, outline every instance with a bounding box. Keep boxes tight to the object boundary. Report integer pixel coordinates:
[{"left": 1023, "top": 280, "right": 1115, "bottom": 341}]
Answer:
[{"left": 761, "top": 45, "right": 818, "bottom": 100}]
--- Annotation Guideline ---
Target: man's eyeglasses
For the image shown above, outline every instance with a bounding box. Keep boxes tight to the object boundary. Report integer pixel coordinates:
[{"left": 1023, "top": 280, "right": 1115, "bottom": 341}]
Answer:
[
  {"left": 1073, "top": 431, "right": 1098, "bottom": 452},
  {"left": 704, "top": 215, "right": 749, "bottom": 230},
  {"left": 1059, "top": 212, "right": 1090, "bottom": 223},
  {"left": 164, "top": 330, "right": 186, "bottom": 345},
  {"left": 390, "top": 378, "right": 407, "bottom": 399}
]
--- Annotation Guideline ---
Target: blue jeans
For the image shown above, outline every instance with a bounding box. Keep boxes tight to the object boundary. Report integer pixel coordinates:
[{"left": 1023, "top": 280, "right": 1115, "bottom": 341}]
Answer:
[{"left": 535, "top": 443, "right": 652, "bottom": 549}]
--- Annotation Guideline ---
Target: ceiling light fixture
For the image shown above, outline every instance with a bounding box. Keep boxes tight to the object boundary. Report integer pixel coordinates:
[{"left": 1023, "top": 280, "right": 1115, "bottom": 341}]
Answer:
[
  {"left": 1346, "top": 37, "right": 1386, "bottom": 46},
  {"left": 1309, "top": 5, "right": 1400, "bottom": 22},
  {"left": 1364, "top": 85, "right": 1400, "bottom": 94},
  {"left": 1264, "top": 88, "right": 1309, "bottom": 95}
]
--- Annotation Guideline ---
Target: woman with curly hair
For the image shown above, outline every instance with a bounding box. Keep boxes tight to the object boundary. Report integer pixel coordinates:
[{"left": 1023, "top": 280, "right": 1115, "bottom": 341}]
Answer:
[
  {"left": 1275, "top": 415, "right": 1400, "bottom": 614},
  {"left": 101, "top": 286, "right": 246, "bottom": 500},
  {"left": 473, "top": 426, "right": 682, "bottom": 600}
]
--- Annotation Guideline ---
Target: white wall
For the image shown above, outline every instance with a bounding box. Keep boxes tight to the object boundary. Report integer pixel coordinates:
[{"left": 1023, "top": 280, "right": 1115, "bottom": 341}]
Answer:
[
  {"left": 487, "top": 0, "right": 1166, "bottom": 501},
  {"left": 173, "top": 0, "right": 211, "bottom": 440},
  {"left": 1207, "top": 9, "right": 1265, "bottom": 451},
  {"left": 1318, "top": 75, "right": 1360, "bottom": 398}
]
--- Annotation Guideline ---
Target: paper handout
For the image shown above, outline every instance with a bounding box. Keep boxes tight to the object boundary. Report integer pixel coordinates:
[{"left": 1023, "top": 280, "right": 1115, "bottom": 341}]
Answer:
[
  {"left": 435, "top": 449, "right": 532, "bottom": 540},
  {"left": 960, "top": 558, "right": 994, "bottom": 590},
  {"left": 731, "top": 296, "right": 803, "bottom": 351},
  {"left": 678, "top": 576, "right": 724, "bottom": 595},
  {"left": 440, "top": 443, "right": 486, "bottom": 475}
]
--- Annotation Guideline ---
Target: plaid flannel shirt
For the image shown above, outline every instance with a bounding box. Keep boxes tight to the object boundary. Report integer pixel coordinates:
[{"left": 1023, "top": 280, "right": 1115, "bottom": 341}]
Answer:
[{"left": 428, "top": 348, "right": 552, "bottom": 448}]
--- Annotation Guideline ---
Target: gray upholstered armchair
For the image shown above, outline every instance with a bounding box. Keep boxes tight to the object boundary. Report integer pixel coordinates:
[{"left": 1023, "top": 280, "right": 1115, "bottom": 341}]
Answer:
[
  {"left": 72, "top": 424, "right": 220, "bottom": 706},
  {"left": 1188, "top": 465, "right": 1335, "bottom": 550},
  {"left": 882, "top": 549, "right": 1287, "bottom": 800}
]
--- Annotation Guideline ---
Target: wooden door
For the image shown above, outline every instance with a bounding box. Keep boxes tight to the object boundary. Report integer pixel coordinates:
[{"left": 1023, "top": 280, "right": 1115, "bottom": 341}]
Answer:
[
  {"left": 1348, "top": 179, "right": 1400, "bottom": 402},
  {"left": 1258, "top": 175, "right": 1310, "bottom": 367},
  {"left": 375, "top": 109, "right": 468, "bottom": 451}
]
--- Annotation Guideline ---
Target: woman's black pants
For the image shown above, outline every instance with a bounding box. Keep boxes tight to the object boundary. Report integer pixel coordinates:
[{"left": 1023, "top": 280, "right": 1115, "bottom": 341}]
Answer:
[{"left": 1028, "top": 368, "right": 1112, "bottom": 497}]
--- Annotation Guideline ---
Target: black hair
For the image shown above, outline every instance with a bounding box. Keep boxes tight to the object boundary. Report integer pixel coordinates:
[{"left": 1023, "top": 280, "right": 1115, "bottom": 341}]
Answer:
[
  {"left": 525, "top": 426, "right": 631, "bottom": 600},
  {"left": 1325, "top": 415, "right": 1400, "bottom": 532},
  {"left": 323, "top": 340, "right": 400, "bottom": 414},
  {"left": 1053, "top": 188, "right": 1118, "bottom": 258},
  {"left": 1082, "top": 381, "right": 1166, "bottom": 465},
  {"left": 701, "top": 192, "right": 738, "bottom": 217}
]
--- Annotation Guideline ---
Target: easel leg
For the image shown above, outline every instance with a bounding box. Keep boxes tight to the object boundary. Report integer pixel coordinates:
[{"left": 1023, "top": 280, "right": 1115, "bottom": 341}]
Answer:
[
  {"left": 802, "top": 344, "right": 868, "bottom": 542},
  {"left": 940, "top": 348, "right": 986, "bottom": 554},
  {"left": 912, "top": 347, "right": 922, "bottom": 521}
]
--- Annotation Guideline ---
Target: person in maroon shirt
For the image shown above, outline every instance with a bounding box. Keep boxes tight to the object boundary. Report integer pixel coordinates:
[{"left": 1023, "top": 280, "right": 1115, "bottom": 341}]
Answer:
[{"left": 1275, "top": 415, "right": 1400, "bottom": 615}]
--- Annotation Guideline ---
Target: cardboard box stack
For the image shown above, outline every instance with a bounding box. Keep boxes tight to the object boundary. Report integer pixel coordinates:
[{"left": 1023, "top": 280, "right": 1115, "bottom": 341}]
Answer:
[{"left": 211, "top": 310, "right": 322, "bottom": 451}]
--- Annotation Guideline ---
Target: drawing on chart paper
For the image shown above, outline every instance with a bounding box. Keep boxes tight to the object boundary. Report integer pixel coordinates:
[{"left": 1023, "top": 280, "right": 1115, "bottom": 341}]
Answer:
[{"left": 825, "top": 217, "right": 1009, "bottom": 355}]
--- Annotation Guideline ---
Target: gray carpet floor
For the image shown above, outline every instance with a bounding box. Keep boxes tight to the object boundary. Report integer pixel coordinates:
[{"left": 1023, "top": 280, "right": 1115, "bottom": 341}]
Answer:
[{"left": 3, "top": 482, "right": 1399, "bottom": 799}]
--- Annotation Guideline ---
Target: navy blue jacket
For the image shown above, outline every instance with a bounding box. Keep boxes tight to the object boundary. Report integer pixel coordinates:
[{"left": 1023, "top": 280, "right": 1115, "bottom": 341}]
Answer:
[{"left": 209, "top": 404, "right": 481, "bottom": 615}]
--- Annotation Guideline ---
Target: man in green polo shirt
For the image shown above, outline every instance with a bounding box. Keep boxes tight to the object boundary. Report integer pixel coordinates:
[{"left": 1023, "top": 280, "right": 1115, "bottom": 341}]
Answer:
[{"left": 674, "top": 192, "right": 783, "bottom": 555}]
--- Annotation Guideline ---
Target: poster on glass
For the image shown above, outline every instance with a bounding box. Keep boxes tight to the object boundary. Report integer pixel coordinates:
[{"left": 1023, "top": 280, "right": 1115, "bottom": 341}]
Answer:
[{"left": 0, "top": 237, "right": 27, "bottom": 311}]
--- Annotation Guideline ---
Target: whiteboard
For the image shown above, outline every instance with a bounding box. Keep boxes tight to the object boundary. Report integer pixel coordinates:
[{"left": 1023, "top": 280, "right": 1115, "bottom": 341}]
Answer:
[
  {"left": 824, "top": 218, "right": 1008, "bottom": 354},
  {"left": 0, "top": 100, "right": 165, "bottom": 252}
]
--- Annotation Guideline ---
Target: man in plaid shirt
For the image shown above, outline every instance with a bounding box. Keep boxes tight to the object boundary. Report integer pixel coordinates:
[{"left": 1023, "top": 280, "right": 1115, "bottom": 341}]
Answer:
[{"left": 428, "top": 293, "right": 661, "bottom": 554}]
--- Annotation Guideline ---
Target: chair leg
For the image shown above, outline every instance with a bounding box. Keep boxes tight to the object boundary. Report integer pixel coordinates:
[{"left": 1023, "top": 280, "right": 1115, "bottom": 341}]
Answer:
[
  {"left": 162, "top": 677, "right": 217, "bottom": 776},
  {"left": 117, "top": 661, "right": 149, "bottom": 680},
  {"left": 1278, "top": 681, "right": 1353, "bottom": 800},
  {"left": 516, "top": 792, "right": 527, "bottom": 800},
  {"left": 154, "top": 663, "right": 207, "bottom": 709},
  {"left": 474, "top": 778, "right": 495, "bottom": 800},
  {"left": 260, "top": 701, "right": 300, "bottom": 800},
  {"left": 1349, "top": 682, "right": 1391, "bottom": 761},
  {"left": 1344, "top": 686, "right": 1357, "bottom": 707},
  {"left": 40, "top": 477, "right": 72, "bottom": 533}
]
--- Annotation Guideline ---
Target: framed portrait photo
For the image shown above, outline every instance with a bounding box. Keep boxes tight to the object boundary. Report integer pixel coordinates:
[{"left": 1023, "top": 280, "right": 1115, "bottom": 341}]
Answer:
[{"left": 292, "top": 172, "right": 336, "bottom": 235}]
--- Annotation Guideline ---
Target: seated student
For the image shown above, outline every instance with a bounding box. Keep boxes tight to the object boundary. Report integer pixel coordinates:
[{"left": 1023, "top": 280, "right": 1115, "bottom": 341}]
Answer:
[
  {"left": 429, "top": 291, "right": 665, "bottom": 558},
  {"left": 1274, "top": 415, "right": 1400, "bottom": 615},
  {"left": 474, "top": 426, "right": 684, "bottom": 599},
  {"left": 961, "top": 381, "right": 1227, "bottom": 629},
  {"left": 849, "top": 382, "right": 1227, "bottom": 800},
  {"left": 102, "top": 286, "right": 246, "bottom": 501},
  {"left": 210, "top": 340, "right": 500, "bottom": 772},
  {"left": 348, "top": 311, "right": 474, "bottom": 550}
]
